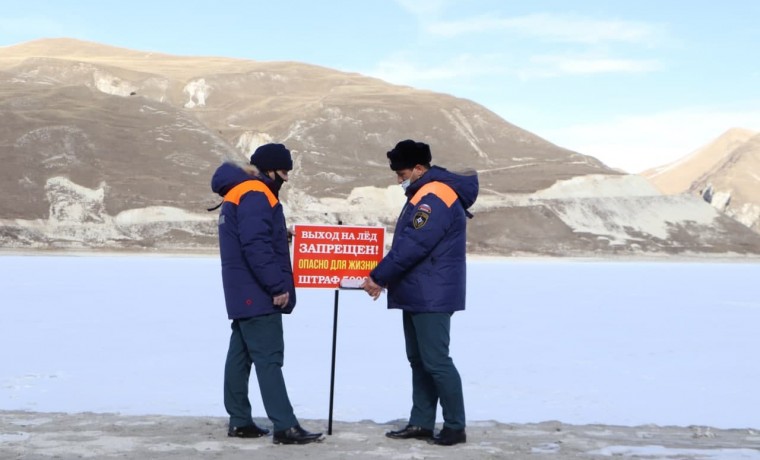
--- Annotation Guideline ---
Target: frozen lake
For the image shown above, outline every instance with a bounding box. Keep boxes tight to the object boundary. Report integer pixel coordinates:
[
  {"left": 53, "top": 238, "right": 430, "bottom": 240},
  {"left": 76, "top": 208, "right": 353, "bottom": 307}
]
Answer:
[{"left": 1, "top": 255, "right": 758, "bottom": 429}]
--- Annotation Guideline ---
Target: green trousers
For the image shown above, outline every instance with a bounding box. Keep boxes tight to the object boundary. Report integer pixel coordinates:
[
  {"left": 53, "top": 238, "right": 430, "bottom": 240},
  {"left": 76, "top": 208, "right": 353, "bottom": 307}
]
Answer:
[
  {"left": 224, "top": 313, "right": 298, "bottom": 431},
  {"left": 403, "top": 311, "right": 466, "bottom": 431}
]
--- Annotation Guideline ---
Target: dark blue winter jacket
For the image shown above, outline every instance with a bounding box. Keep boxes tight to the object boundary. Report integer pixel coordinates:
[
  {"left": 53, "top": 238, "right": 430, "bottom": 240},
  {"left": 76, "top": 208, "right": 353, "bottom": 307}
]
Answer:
[
  {"left": 211, "top": 162, "right": 296, "bottom": 319},
  {"left": 370, "top": 166, "right": 479, "bottom": 313}
]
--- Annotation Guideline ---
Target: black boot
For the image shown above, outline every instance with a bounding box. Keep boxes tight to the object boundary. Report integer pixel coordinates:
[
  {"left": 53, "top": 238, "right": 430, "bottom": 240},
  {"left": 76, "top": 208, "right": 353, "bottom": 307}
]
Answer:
[
  {"left": 429, "top": 427, "right": 466, "bottom": 446},
  {"left": 228, "top": 422, "right": 270, "bottom": 438},
  {"left": 273, "top": 424, "right": 324, "bottom": 445},
  {"left": 385, "top": 425, "right": 434, "bottom": 440}
]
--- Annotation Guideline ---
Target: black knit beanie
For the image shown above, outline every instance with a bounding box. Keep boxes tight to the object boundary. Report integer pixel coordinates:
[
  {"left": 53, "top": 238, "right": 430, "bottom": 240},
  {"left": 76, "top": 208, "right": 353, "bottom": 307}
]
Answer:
[
  {"left": 387, "top": 140, "right": 432, "bottom": 171},
  {"left": 250, "top": 143, "right": 293, "bottom": 171}
]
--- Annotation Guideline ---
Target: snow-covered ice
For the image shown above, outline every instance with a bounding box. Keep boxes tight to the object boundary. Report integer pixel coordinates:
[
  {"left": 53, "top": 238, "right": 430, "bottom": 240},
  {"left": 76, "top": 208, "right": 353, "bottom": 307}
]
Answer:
[{"left": 1, "top": 255, "right": 758, "bottom": 430}]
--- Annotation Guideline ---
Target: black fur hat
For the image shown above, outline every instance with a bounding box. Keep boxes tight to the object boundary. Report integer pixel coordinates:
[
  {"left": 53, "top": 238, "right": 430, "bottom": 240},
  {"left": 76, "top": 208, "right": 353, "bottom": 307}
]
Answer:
[
  {"left": 250, "top": 143, "right": 293, "bottom": 171},
  {"left": 387, "top": 139, "right": 432, "bottom": 171}
]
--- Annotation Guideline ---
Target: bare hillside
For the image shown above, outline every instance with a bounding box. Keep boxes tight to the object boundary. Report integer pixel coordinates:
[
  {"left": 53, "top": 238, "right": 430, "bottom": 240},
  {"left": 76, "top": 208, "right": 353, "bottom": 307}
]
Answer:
[
  {"left": 643, "top": 128, "right": 756, "bottom": 194},
  {"left": 642, "top": 129, "right": 760, "bottom": 234},
  {"left": 2, "top": 38, "right": 760, "bottom": 256}
]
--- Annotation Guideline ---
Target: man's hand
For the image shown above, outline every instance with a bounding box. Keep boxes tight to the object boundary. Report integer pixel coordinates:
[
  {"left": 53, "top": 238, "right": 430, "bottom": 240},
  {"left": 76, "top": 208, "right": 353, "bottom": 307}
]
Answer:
[
  {"left": 273, "top": 292, "right": 290, "bottom": 308},
  {"left": 360, "top": 277, "right": 384, "bottom": 301}
]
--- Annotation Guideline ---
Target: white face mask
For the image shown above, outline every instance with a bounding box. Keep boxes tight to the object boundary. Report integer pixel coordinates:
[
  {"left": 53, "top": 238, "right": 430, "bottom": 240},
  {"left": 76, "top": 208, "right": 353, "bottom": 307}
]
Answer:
[{"left": 400, "top": 169, "right": 417, "bottom": 191}]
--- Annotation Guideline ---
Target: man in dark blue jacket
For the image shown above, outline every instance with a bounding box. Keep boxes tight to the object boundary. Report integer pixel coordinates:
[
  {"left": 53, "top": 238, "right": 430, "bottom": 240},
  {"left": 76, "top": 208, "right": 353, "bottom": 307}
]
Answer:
[
  {"left": 361, "top": 140, "right": 478, "bottom": 446},
  {"left": 211, "top": 143, "right": 322, "bottom": 445}
]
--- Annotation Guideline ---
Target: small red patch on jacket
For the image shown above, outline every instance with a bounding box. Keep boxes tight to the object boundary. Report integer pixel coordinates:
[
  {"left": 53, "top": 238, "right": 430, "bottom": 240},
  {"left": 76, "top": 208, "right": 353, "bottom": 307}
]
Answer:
[{"left": 245, "top": 299, "right": 253, "bottom": 305}]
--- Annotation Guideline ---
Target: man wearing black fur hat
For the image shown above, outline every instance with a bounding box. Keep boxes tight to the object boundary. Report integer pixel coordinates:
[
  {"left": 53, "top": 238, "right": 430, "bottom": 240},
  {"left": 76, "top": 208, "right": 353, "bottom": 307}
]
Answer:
[
  {"left": 210, "top": 143, "right": 323, "bottom": 445},
  {"left": 361, "top": 139, "right": 479, "bottom": 446}
]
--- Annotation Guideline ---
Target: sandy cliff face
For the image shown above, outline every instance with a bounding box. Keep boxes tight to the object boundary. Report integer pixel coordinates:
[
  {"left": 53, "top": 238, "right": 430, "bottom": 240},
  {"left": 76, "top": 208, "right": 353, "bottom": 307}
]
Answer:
[
  {"left": 643, "top": 129, "right": 760, "bottom": 234},
  {"left": 642, "top": 128, "right": 756, "bottom": 195},
  {"left": 2, "top": 38, "right": 760, "bottom": 255}
]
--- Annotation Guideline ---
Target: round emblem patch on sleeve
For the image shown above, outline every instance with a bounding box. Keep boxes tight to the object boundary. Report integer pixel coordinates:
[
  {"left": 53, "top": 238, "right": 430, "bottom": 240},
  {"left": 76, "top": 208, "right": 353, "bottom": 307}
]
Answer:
[{"left": 413, "top": 211, "right": 429, "bottom": 229}]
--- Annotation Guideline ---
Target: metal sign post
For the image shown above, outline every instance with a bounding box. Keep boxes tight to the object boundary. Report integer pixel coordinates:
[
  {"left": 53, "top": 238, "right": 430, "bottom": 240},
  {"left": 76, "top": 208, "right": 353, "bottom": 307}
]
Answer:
[
  {"left": 328, "top": 289, "right": 339, "bottom": 435},
  {"left": 291, "top": 224, "right": 385, "bottom": 435}
]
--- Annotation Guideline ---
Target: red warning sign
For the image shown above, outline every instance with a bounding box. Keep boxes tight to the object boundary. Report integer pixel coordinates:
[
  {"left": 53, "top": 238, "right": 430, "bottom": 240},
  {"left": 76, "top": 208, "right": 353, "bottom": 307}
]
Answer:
[{"left": 292, "top": 224, "right": 385, "bottom": 288}]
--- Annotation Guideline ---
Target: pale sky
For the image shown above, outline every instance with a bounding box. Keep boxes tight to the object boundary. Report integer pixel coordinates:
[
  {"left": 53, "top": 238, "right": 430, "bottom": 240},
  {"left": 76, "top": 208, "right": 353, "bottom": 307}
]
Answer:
[{"left": 2, "top": 0, "right": 759, "bottom": 172}]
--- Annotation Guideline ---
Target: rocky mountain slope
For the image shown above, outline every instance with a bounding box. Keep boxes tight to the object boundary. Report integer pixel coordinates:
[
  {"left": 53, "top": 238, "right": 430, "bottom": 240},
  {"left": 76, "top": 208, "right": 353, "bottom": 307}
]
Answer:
[
  {"left": 2, "top": 38, "right": 760, "bottom": 256},
  {"left": 643, "top": 128, "right": 760, "bottom": 234}
]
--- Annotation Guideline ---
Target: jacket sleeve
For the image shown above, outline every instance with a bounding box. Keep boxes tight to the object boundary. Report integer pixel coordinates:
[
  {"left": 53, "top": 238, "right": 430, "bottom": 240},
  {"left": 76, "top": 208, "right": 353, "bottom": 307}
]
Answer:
[
  {"left": 237, "top": 191, "right": 287, "bottom": 296},
  {"left": 371, "top": 194, "right": 453, "bottom": 286}
]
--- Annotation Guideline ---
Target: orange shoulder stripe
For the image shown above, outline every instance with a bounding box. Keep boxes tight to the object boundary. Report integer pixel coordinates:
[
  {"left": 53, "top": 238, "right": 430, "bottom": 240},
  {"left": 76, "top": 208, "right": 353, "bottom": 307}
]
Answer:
[
  {"left": 223, "top": 181, "right": 278, "bottom": 208},
  {"left": 410, "top": 181, "right": 458, "bottom": 208}
]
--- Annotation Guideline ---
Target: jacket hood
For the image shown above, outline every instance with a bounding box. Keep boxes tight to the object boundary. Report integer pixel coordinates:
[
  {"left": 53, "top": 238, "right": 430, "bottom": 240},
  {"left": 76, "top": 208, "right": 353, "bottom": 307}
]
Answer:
[
  {"left": 406, "top": 165, "right": 479, "bottom": 210},
  {"left": 211, "top": 162, "right": 256, "bottom": 196}
]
